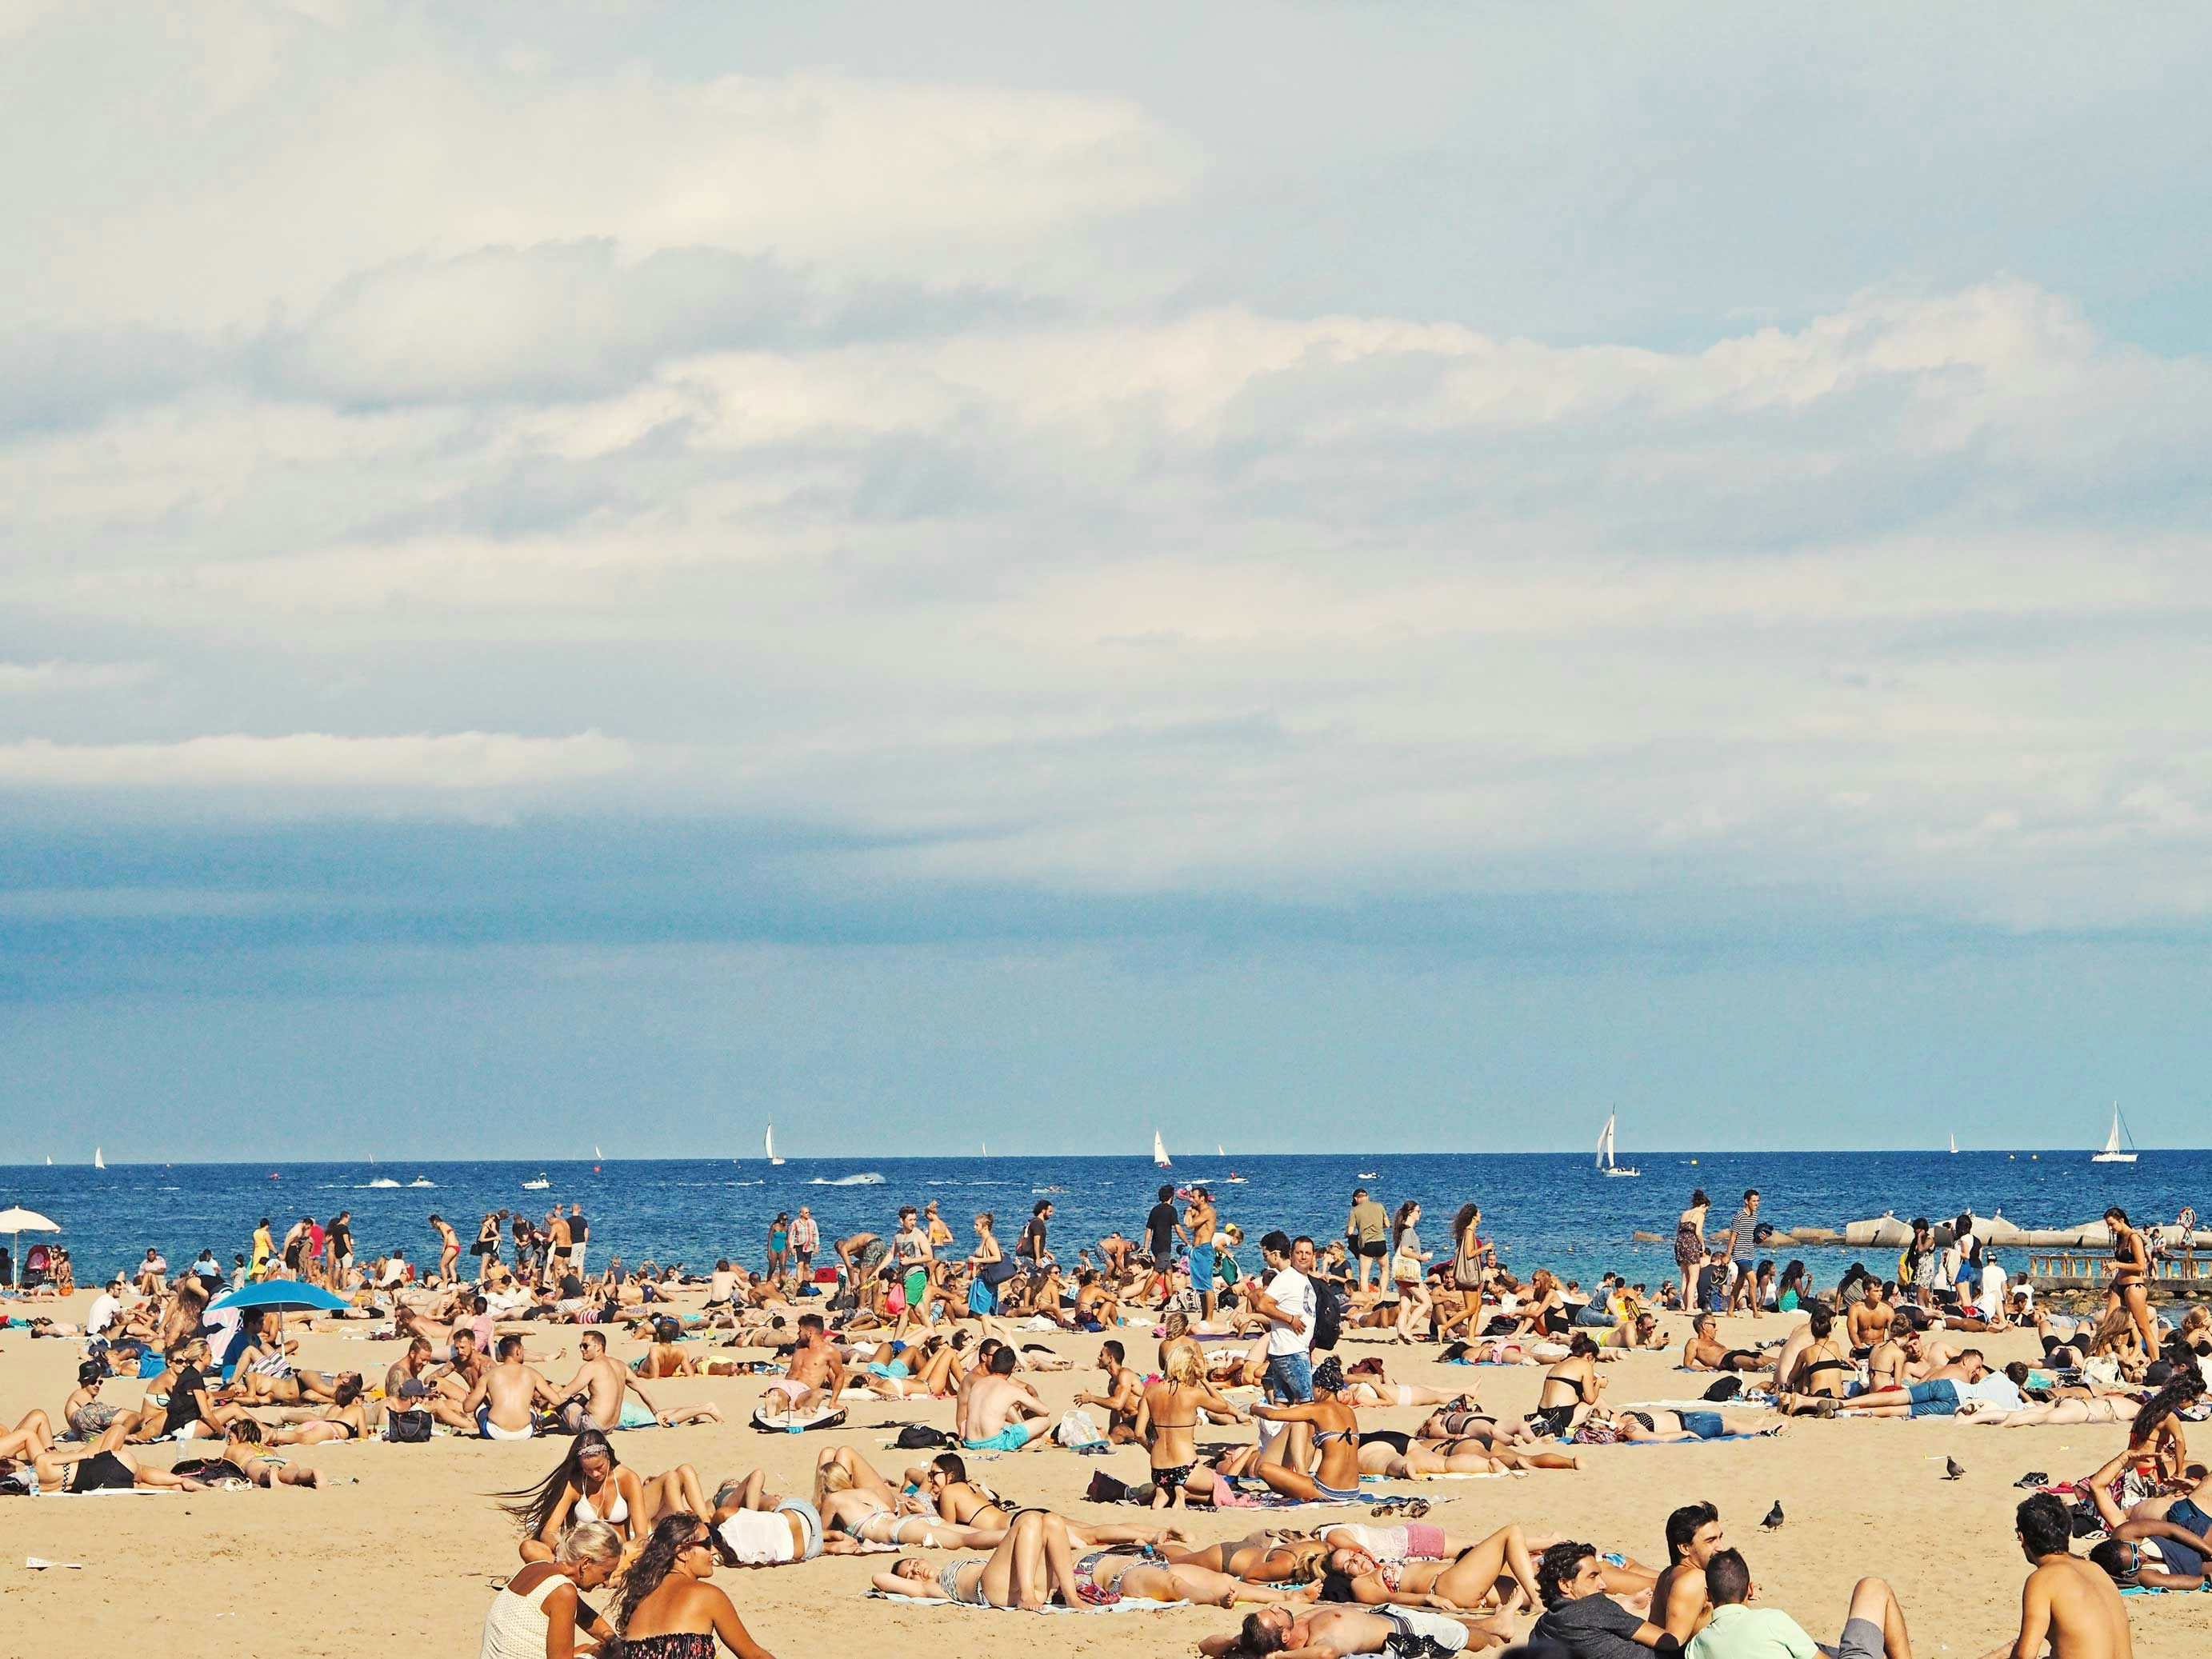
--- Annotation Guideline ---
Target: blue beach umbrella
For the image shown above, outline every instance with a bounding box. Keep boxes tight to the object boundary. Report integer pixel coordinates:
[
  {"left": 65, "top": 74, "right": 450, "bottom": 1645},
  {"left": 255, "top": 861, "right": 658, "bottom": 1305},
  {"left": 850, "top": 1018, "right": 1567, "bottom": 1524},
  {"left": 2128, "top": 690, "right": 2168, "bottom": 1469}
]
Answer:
[
  {"left": 206, "top": 1278, "right": 354, "bottom": 1367},
  {"left": 208, "top": 1281, "right": 352, "bottom": 1315}
]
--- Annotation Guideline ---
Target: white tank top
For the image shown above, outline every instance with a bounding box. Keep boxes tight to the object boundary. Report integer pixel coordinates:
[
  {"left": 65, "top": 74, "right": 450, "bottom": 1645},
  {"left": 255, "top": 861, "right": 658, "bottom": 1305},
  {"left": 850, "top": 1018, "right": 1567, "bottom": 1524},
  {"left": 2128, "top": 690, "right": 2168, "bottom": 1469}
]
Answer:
[{"left": 480, "top": 1573, "right": 562, "bottom": 1659}]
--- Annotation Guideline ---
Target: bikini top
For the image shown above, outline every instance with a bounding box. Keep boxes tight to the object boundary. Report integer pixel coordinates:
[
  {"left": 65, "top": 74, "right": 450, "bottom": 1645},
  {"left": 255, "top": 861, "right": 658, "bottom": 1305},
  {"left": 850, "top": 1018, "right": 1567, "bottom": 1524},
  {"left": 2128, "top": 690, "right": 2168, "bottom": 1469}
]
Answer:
[{"left": 575, "top": 1480, "right": 630, "bottom": 1525}]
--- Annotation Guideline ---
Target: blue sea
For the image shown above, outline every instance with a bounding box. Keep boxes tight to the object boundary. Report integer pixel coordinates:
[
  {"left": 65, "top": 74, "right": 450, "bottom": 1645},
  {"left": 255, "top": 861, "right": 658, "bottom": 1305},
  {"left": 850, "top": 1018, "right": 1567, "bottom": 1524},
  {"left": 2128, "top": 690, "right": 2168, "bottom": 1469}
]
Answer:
[{"left": 5, "top": 1149, "right": 2207, "bottom": 1290}]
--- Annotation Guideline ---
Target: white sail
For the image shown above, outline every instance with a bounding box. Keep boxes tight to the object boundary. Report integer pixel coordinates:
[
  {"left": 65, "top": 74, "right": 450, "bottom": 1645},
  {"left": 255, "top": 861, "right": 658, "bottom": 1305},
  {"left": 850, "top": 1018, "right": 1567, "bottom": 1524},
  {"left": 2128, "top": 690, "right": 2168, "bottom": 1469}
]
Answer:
[
  {"left": 1154, "top": 1129, "right": 1172, "bottom": 1169},
  {"left": 594, "top": 1144, "right": 603, "bottom": 1159},
  {"left": 1217, "top": 1144, "right": 1225, "bottom": 1156},
  {"left": 1948, "top": 1133, "right": 1958, "bottom": 1154},
  {"left": 1595, "top": 1115, "right": 1614, "bottom": 1169},
  {"left": 2092, "top": 1105, "right": 2137, "bottom": 1163},
  {"left": 94, "top": 1146, "right": 104, "bottom": 1169},
  {"left": 766, "top": 1124, "right": 786, "bottom": 1165}
]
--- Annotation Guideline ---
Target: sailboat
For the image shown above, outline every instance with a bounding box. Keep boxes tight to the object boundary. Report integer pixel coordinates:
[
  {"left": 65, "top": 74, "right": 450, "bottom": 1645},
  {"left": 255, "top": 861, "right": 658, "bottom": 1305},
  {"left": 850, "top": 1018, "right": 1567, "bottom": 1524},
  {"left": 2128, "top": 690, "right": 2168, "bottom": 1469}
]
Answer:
[
  {"left": 1216, "top": 1144, "right": 1225, "bottom": 1157},
  {"left": 594, "top": 1144, "right": 603, "bottom": 1160},
  {"left": 766, "top": 1125, "right": 786, "bottom": 1167},
  {"left": 1948, "top": 1133, "right": 1958, "bottom": 1155},
  {"left": 1595, "top": 1113, "right": 1638, "bottom": 1178},
  {"left": 1153, "top": 1130, "right": 1172, "bottom": 1169},
  {"left": 94, "top": 1146, "right": 105, "bottom": 1169},
  {"left": 2091, "top": 1105, "right": 2138, "bottom": 1164}
]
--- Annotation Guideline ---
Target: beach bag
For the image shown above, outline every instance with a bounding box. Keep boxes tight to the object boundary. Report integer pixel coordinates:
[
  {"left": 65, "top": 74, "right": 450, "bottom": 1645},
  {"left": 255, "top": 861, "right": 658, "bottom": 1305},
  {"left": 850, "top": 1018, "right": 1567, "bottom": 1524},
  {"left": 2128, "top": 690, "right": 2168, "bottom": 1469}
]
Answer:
[
  {"left": 894, "top": 1425, "right": 955, "bottom": 1449},
  {"left": 1311, "top": 1278, "right": 1344, "bottom": 1353},
  {"left": 384, "top": 1408, "right": 433, "bottom": 1443},
  {"left": 1701, "top": 1376, "right": 1743, "bottom": 1401},
  {"left": 980, "top": 1257, "right": 1020, "bottom": 1287},
  {"left": 1055, "top": 1409, "right": 1105, "bottom": 1447}
]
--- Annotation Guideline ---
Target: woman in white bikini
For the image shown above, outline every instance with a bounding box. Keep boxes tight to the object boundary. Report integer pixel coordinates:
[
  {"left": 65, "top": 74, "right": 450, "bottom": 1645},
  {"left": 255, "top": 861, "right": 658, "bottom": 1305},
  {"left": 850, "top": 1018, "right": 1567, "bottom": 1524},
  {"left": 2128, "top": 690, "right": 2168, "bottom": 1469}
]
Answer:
[{"left": 503, "top": 1429, "right": 712, "bottom": 1563}]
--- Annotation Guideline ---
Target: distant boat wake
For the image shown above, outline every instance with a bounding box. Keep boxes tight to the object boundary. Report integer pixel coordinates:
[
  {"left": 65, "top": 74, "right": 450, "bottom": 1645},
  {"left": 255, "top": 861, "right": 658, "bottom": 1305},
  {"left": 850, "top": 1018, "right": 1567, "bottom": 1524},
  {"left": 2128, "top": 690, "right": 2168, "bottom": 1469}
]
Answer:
[{"left": 807, "top": 1173, "right": 886, "bottom": 1186}]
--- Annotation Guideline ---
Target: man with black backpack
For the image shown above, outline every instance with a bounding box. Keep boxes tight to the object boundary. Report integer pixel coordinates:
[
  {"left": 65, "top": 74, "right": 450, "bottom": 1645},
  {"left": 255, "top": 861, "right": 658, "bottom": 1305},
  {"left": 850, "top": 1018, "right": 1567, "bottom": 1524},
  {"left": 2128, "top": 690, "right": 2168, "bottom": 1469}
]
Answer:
[{"left": 1248, "top": 1232, "right": 1322, "bottom": 1405}]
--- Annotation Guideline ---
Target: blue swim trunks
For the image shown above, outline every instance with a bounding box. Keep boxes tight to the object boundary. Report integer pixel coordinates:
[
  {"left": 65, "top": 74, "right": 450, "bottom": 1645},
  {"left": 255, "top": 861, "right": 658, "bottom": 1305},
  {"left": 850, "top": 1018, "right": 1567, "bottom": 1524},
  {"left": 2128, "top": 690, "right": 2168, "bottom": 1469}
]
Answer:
[
  {"left": 963, "top": 1422, "right": 1032, "bottom": 1452},
  {"left": 1906, "top": 1380, "right": 1960, "bottom": 1417},
  {"left": 1190, "top": 1250, "right": 1215, "bottom": 1292}
]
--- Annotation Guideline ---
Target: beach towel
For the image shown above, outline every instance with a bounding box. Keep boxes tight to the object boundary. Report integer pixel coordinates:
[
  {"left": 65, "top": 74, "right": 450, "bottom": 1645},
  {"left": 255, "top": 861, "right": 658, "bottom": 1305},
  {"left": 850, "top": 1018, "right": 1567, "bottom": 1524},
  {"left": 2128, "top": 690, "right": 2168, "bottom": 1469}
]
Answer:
[{"left": 865, "top": 1592, "right": 1190, "bottom": 1613}]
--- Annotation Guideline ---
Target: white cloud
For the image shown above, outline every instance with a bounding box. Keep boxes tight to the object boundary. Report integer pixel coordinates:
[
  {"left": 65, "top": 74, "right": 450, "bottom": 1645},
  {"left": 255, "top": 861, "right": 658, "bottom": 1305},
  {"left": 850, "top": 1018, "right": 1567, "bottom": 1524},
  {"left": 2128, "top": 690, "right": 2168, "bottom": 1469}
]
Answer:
[{"left": 0, "top": 731, "right": 632, "bottom": 794}]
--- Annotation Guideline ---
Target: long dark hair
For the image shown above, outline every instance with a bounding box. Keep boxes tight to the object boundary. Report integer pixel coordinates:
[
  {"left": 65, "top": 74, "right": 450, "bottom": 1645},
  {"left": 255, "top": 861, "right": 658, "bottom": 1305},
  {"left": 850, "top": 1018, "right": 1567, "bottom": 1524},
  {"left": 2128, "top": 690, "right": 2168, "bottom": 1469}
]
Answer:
[
  {"left": 617, "top": 1511, "right": 704, "bottom": 1632},
  {"left": 498, "top": 1429, "right": 621, "bottom": 1537},
  {"left": 1451, "top": 1203, "right": 1480, "bottom": 1244},
  {"left": 2130, "top": 1371, "right": 2205, "bottom": 1447}
]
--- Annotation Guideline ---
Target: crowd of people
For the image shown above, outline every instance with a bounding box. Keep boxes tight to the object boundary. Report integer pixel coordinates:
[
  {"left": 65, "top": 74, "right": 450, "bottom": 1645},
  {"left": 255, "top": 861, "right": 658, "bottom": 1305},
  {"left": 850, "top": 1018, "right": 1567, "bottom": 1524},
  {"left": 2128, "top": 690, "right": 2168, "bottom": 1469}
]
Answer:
[{"left": 3, "top": 1176, "right": 2205, "bottom": 1659}]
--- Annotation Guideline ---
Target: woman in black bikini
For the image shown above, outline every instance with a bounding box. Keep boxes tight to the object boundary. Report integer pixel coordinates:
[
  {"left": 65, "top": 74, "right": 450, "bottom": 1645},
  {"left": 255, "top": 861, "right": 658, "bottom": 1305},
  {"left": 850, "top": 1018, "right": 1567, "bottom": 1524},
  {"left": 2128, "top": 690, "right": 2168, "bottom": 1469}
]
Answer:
[
  {"left": 1510, "top": 1335, "right": 1602, "bottom": 1440},
  {"left": 2106, "top": 1207, "right": 2159, "bottom": 1357},
  {"left": 1774, "top": 1303, "right": 1856, "bottom": 1414},
  {"left": 1166, "top": 1533, "right": 1334, "bottom": 1585},
  {"left": 1138, "top": 1345, "right": 1249, "bottom": 1509}
]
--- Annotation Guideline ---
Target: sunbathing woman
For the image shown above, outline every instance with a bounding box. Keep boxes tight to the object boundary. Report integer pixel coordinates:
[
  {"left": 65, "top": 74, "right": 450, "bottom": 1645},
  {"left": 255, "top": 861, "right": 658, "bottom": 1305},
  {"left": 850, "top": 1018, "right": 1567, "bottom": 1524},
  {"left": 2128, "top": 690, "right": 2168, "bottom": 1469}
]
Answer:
[
  {"left": 1774, "top": 1304, "right": 1858, "bottom": 1413},
  {"left": 1064, "top": 1544, "right": 1322, "bottom": 1608},
  {"left": 1357, "top": 1427, "right": 1578, "bottom": 1476},
  {"left": 63, "top": 1361, "right": 127, "bottom": 1439},
  {"left": 2120, "top": 1372, "right": 2202, "bottom": 1487},
  {"left": 504, "top": 1429, "right": 713, "bottom": 1563},
  {"left": 1167, "top": 1533, "right": 1334, "bottom": 1585},
  {"left": 1137, "top": 1345, "right": 1250, "bottom": 1508},
  {"left": 1250, "top": 1357, "right": 1365, "bottom": 1502},
  {"left": 1319, "top": 1523, "right": 1543, "bottom": 1613},
  {"left": 874, "top": 1508, "right": 1092, "bottom": 1610},
  {"left": 617, "top": 1512, "right": 777, "bottom": 1658},
  {"left": 0, "top": 1420, "right": 209, "bottom": 1493},
  {"left": 1512, "top": 1335, "right": 1605, "bottom": 1440},
  {"left": 814, "top": 1445, "right": 1001, "bottom": 1549},
  {"left": 264, "top": 1373, "right": 371, "bottom": 1444},
  {"left": 906, "top": 1450, "right": 1190, "bottom": 1547},
  {"left": 174, "top": 1418, "right": 324, "bottom": 1487},
  {"left": 1601, "top": 1406, "right": 1783, "bottom": 1443},
  {"left": 1341, "top": 1369, "right": 1465, "bottom": 1409},
  {"left": 0, "top": 1405, "right": 58, "bottom": 1462}
]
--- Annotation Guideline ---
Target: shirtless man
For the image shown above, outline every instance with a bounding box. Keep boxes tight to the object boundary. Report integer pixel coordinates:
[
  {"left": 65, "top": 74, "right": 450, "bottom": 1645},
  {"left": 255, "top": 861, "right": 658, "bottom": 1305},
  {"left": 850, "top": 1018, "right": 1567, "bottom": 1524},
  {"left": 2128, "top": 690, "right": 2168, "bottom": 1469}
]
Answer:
[
  {"left": 465, "top": 1333, "right": 560, "bottom": 1439},
  {"left": 960, "top": 1344, "right": 1050, "bottom": 1452},
  {"left": 1654, "top": 1501, "right": 1726, "bottom": 1642},
  {"left": 1073, "top": 1340, "right": 1145, "bottom": 1441},
  {"left": 1848, "top": 1283, "right": 1895, "bottom": 1350},
  {"left": 1981, "top": 1493, "right": 2130, "bottom": 1659},
  {"left": 1182, "top": 1186, "right": 1221, "bottom": 1321},
  {"left": 558, "top": 1329, "right": 721, "bottom": 1432},
  {"left": 763, "top": 1312, "right": 848, "bottom": 1415},
  {"left": 430, "top": 1215, "right": 461, "bottom": 1283},
  {"left": 1202, "top": 1601, "right": 1506, "bottom": 1658},
  {"left": 1682, "top": 1313, "right": 1772, "bottom": 1373},
  {"left": 1066, "top": 1269, "right": 1115, "bottom": 1329}
]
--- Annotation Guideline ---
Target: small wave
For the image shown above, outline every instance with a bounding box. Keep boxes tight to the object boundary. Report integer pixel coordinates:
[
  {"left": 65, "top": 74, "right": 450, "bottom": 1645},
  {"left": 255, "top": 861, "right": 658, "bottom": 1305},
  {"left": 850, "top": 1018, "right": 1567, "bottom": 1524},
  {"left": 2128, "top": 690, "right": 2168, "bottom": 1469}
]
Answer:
[
  {"left": 730, "top": 1180, "right": 764, "bottom": 1186},
  {"left": 807, "top": 1173, "right": 886, "bottom": 1186}
]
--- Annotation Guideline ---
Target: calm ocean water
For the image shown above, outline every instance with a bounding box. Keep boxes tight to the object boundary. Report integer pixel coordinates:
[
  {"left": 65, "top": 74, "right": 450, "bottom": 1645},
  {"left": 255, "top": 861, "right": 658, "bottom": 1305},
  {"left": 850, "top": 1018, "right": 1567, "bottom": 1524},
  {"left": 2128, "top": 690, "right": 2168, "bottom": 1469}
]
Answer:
[{"left": 6, "top": 1149, "right": 2208, "bottom": 1290}]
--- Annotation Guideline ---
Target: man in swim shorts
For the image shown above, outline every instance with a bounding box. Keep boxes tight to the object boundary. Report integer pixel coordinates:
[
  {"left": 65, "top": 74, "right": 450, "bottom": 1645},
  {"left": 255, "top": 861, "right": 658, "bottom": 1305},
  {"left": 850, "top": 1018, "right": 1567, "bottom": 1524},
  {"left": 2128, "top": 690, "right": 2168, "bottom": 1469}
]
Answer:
[
  {"left": 1208, "top": 1601, "right": 1489, "bottom": 1659},
  {"left": 1182, "top": 1187, "right": 1219, "bottom": 1320},
  {"left": 960, "top": 1345, "right": 1050, "bottom": 1451},
  {"left": 465, "top": 1333, "right": 557, "bottom": 1438}
]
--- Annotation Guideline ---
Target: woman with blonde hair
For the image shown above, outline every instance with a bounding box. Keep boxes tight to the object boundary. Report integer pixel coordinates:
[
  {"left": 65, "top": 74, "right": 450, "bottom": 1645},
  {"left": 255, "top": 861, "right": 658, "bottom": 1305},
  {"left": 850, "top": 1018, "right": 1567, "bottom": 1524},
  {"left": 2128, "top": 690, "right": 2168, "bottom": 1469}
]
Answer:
[
  {"left": 1136, "top": 1341, "right": 1249, "bottom": 1508},
  {"left": 479, "top": 1520, "right": 622, "bottom": 1659}
]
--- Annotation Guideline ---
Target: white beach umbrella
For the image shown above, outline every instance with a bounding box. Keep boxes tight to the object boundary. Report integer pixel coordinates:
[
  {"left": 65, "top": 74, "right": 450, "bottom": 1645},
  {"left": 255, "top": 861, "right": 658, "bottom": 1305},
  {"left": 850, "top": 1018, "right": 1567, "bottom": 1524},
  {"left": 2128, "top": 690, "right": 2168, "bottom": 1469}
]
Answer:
[{"left": 0, "top": 1207, "right": 59, "bottom": 1286}]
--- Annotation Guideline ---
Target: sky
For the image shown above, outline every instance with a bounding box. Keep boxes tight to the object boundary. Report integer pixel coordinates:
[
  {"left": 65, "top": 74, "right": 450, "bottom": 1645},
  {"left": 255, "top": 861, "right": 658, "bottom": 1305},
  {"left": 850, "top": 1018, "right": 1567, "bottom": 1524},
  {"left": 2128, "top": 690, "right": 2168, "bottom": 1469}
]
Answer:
[{"left": 4, "top": 2, "right": 2211, "bottom": 1161}]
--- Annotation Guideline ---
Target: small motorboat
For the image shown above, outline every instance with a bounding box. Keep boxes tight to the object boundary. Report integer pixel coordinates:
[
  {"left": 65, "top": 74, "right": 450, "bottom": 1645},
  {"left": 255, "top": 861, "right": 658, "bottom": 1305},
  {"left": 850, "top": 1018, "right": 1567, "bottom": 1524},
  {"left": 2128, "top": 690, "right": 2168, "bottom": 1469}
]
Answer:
[
  {"left": 522, "top": 1175, "right": 550, "bottom": 1191},
  {"left": 409, "top": 1177, "right": 437, "bottom": 1188}
]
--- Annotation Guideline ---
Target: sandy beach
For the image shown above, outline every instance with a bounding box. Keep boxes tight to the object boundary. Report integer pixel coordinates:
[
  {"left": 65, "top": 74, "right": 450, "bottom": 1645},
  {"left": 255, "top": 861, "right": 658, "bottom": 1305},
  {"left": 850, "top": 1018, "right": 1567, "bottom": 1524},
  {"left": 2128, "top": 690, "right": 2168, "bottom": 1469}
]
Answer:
[{"left": 0, "top": 1293, "right": 2202, "bottom": 1657}]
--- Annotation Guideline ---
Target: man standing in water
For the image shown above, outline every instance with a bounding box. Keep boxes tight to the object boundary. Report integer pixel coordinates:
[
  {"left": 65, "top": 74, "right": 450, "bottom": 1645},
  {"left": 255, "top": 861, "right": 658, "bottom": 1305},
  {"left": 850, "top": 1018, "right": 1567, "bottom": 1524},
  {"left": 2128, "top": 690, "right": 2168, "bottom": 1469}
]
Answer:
[
  {"left": 1982, "top": 1493, "right": 2130, "bottom": 1659},
  {"left": 1182, "top": 1185, "right": 1219, "bottom": 1321}
]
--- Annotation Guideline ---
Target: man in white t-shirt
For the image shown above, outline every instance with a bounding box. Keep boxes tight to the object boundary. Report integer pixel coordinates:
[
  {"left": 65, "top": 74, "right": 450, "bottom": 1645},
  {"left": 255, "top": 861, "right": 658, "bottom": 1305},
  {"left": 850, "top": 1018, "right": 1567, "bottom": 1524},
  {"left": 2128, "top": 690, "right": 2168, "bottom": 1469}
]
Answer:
[
  {"left": 86, "top": 1281, "right": 125, "bottom": 1339},
  {"left": 1247, "top": 1231, "right": 1317, "bottom": 1404}
]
